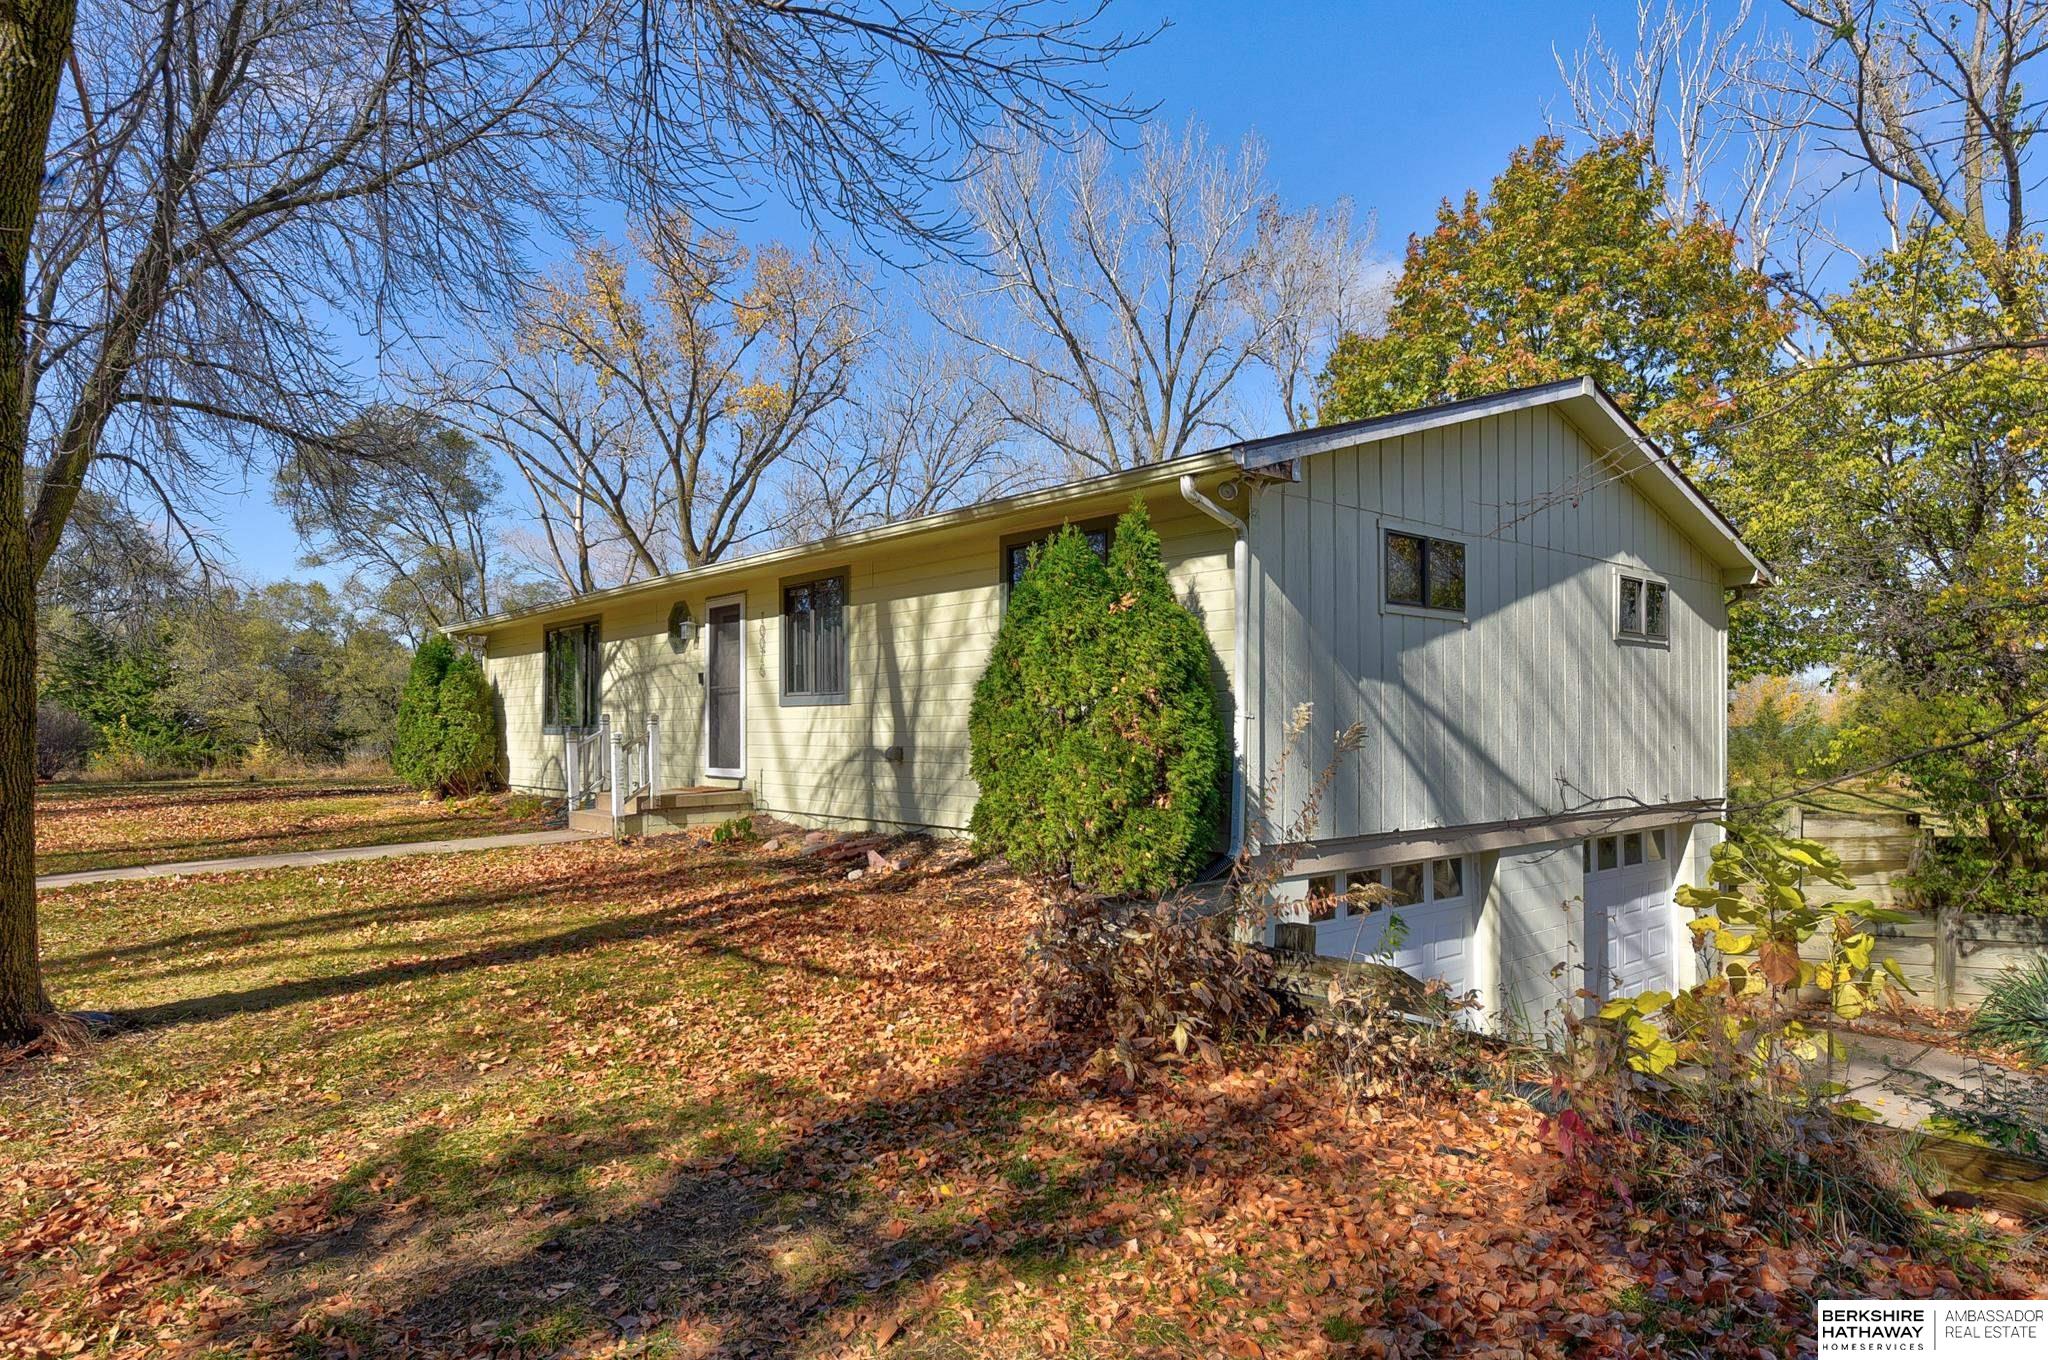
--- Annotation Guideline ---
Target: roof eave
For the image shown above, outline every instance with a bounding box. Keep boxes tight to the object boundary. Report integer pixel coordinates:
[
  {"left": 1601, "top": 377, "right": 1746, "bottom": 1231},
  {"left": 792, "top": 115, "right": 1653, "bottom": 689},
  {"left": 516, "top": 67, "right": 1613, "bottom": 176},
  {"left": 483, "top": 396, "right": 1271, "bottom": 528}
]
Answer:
[
  {"left": 446, "top": 450, "right": 1239, "bottom": 638},
  {"left": 1226, "top": 376, "right": 1772, "bottom": 586}
]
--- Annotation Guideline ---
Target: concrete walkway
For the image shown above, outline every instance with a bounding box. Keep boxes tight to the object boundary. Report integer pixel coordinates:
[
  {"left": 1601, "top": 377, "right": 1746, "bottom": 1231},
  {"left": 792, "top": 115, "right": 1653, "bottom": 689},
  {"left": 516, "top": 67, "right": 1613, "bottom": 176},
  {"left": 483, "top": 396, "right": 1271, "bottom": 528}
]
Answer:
[
  {"left": 1834, "top": 1028, "right": 2048, "bottom": 1131},
  {"left": 38, "top": 828, "right": 600, "bottom": 891}
]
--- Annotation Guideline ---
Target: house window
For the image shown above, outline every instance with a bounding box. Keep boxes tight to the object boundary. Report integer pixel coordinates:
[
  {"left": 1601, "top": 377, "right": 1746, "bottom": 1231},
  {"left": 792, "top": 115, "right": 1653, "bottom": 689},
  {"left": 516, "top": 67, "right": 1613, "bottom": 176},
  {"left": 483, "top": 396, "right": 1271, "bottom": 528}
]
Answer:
[
  {"left": 1306, "top": 875, "right": 1338, "bottom": 922},
  {"left": 782, "top": 572, "right": 848, "bottom": 703},
  {"left": 1585, "top": 828, "right": 1674, "bottom": 874},
  {"left": 1387, "top": 861, "right": 1425, "bottom": 906},
  {"left": 1617, "top": 573, "right": 1670, "bottom": 642},
  {"left": 1345, "top": 869, "right": 1382, "bottom": 915},
  {"left": 543, "top": 621, "right": 600, "bottom": 732},
  {"left": 1384, "top": 530, "right": 1465, "bottom": 613},
  {"left": 1002, "top": 519, "right": 1113, "bottom": 594}
]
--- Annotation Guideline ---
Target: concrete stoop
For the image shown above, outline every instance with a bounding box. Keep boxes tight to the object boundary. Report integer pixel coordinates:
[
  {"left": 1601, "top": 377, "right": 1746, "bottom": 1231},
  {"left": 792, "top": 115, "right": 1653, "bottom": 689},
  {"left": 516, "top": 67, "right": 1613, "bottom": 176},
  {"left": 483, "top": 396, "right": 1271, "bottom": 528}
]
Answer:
[{"left": 567, "top": 785, "right": 753, "bottom": 837}]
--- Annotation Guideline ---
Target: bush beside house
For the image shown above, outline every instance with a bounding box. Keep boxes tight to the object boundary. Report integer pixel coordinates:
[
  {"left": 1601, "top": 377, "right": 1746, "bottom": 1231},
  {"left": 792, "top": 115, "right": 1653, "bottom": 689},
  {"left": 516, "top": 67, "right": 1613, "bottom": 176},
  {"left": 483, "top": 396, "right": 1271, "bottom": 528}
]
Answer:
[
  {"left": 969, "top": 500, "right": 1226, "bottom": 896},
  {"left": 395, "top": 637, "right": 499, "bottom": 796}
]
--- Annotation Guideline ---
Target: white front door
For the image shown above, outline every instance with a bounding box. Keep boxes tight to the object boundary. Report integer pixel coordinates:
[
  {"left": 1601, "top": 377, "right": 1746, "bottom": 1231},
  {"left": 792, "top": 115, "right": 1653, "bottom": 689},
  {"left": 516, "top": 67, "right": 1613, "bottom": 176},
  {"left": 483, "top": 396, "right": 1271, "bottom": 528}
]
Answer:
[{"left": 1583, "top": 828, "right": 1680, "bottom": 998}]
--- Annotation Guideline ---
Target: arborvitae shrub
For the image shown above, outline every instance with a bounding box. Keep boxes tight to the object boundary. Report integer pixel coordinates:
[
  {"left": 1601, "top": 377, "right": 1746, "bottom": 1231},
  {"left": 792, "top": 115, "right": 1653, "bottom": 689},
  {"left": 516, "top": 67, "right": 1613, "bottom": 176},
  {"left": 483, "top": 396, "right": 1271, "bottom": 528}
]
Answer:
[
  {"left": 431, "top": 651, "right": 499, "bottom": 796},
  {"left": 969, "top": 499, "right": 1227, "bottom": 895},
  {"left": 393, "top": 636, "right": 453, "bottom": 791}
]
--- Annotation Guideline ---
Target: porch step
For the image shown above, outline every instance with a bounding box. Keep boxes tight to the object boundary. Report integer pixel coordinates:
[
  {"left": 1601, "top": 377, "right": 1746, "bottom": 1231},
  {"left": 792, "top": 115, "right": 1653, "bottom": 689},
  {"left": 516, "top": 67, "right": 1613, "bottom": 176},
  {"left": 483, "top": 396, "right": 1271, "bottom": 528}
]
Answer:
[{"left": 568, "top": 786, "right": 754, "bottom": 837}]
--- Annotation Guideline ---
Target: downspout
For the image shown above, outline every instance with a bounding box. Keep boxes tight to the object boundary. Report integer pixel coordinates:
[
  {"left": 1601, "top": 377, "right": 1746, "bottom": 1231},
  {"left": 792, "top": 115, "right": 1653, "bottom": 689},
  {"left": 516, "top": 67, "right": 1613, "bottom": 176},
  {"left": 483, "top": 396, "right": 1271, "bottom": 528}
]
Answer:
[{"left": 1180, "top": 474, "right": 1248, "bottom": 861}]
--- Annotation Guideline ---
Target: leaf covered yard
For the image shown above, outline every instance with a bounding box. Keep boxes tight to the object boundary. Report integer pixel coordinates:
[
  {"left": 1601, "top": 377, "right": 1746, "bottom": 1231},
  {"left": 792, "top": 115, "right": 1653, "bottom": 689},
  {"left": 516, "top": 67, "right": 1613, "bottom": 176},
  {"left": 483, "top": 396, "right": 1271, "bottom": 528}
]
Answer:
[
  {"left": 3, "top": 837, "right": 2038, "bottom": 1358},
  {"left": 32, "top": 780, "right": 548, "bottom": 876}
]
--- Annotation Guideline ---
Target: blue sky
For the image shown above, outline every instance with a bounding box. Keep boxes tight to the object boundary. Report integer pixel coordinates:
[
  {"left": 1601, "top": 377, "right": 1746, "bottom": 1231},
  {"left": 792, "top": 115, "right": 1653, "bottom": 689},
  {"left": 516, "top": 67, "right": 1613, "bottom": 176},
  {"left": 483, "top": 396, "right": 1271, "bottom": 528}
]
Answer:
[{"left": 216, "top": 1, "right": 1654, "bottom": 585}]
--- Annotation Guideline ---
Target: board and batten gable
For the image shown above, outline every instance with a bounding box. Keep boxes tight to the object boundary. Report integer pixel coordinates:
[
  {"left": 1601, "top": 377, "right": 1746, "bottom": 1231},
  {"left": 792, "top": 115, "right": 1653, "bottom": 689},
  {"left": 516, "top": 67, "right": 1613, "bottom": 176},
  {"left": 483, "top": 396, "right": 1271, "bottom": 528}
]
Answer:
[
  {"left": 479, "top": 485, "right": 1239, "bottom": 833},
  {"left": 1243, "top": 403, "right": 1730, "bottom": 844}
]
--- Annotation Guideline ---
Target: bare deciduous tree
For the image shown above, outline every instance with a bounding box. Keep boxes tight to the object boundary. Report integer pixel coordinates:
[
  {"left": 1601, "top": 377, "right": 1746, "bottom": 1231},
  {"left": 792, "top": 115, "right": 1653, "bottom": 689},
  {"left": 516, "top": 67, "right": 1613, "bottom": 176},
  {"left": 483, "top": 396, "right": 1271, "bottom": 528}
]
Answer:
[
  {"left": 1555, "top": 0, "right": 1813, "bottom": 265},
  {"left": 773, "top": 331, "right": 1038, "bottom": 542},
  {"left": 276, "top": 407, "right": 508, "bottom": 637},
  {"left": 464, "top": 219, "right": 868, "bottom": 595},
  {"left": 1775, "top": 0, "right": 2048, "bottom": 311},
  {"left": 941, "top": 121, "right": 1375, "bottom": 474}
]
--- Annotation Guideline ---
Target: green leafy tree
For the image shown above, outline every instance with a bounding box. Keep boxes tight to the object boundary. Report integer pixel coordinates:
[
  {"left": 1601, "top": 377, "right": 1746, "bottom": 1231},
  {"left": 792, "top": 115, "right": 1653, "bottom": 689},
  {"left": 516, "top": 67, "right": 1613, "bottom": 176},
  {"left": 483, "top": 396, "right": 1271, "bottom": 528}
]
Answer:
[
  {"left": 394, "top": 637, "right": 456, "bottom": 791},
  {"left": 1731, "top": 227, "right": 2048, "bottom": 866},
  {"left": 1316, "top": 136, "right": 1789, "bottom": 468},
  {"left": 40, "top": 622, "right": 218, "bottom": 769},
  {"left": 969, "top": 500, "right": 1226, "bottom": 895},
  {"left": 430, "top": 652, "right": 499, "bottom": 796}
]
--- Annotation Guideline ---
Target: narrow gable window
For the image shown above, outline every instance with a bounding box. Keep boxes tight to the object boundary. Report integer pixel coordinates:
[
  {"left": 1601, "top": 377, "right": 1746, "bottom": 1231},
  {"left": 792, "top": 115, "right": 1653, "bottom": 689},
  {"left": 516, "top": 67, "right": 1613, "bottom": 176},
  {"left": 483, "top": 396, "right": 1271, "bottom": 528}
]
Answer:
[
  {"left": 1384, "top": 530, "right": 1465, "bottom": 613},
  {"left": 543, "top": 621, "right": 600, "bottom": 732},
  {"left": 1617, "top": 573, "right": 1670, "bottom": 644},
  {"left": 783, "top": 572, "right": 848, "bottom": 703}
]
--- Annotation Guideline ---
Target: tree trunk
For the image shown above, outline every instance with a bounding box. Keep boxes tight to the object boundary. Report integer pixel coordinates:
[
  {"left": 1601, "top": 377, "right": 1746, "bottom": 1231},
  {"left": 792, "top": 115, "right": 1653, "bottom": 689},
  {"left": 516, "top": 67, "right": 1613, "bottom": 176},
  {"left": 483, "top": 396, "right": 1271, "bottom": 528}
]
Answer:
[{"left": 0, "top": 0, "right": 79, "bottom": 1042}]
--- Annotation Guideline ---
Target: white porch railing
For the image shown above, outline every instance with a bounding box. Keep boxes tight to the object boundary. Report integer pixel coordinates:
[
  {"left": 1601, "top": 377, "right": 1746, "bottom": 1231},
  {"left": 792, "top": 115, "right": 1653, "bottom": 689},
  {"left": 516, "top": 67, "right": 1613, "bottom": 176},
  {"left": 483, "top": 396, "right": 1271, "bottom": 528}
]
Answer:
[{"left": 565, "top": 713, "right": 662, "bottom": 819}]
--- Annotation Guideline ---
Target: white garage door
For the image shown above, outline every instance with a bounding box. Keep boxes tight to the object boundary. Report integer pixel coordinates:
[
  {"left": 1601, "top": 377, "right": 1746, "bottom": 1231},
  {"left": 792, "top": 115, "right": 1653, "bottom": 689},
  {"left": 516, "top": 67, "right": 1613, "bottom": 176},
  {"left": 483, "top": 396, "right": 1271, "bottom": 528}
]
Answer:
[
  {"left": 1583, "top": 828, "right": 1679, "bottom": 999},
  {"left": 1289, "top": 855, "right": 1477, "bottom": 1001}
]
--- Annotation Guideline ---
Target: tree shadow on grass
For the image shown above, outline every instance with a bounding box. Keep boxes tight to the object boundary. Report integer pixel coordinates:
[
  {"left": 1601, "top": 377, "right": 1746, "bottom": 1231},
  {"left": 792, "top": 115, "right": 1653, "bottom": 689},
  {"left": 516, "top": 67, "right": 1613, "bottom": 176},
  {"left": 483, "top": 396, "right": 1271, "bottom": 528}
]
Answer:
[
  {"left": 35, "top": 807, "right": 547, "bottom": 877},
  {"left": 35, "top": 781, "right": 404, "bottom": 816},
  {"left": 237, "top": 1032, "right": 1307, "bottom": 1357},
  {"left": 47, "top": 855, "right": 733, "bottom": 976},
  {"left": 104, "top": 866, "right": 885, "bottom": 1031}
]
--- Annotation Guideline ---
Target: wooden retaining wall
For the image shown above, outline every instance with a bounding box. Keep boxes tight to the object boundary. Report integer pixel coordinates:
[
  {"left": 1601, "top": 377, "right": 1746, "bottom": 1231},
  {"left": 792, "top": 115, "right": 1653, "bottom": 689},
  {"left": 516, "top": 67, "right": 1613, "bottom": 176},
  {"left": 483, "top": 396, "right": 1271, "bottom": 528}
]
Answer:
[{"left": 1788, "top": 810, "right": 2046, "bottom": 1008}]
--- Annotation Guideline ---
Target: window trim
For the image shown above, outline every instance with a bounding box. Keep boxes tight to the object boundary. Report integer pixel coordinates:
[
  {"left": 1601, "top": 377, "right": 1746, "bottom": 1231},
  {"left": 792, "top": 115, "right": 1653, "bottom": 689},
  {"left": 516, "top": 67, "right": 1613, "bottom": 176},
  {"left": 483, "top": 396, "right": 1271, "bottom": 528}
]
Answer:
[
  {"left": 1614, "top": 569, "right": 1672, "bottom": 647},
  {"left": 998, "top": 515, "right": 1117, "bottom": 601},
  {"left": 779, "top": 567, "right": 851, "bottom": 707},
  {"left": 541, "top": 618, "right": 602, "bottom": 735},
  {"left": 1379, "top": 520, "right": 1470, "bottom": 621}
]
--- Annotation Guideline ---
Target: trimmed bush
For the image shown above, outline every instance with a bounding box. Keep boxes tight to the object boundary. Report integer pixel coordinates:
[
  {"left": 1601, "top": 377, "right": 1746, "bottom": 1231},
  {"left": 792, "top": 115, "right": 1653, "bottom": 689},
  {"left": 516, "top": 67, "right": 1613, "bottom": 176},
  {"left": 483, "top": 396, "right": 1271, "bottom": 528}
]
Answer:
[
  {"left": 969, "top": 499, "right": 1227, "bottom": 895},
  {"left": 393, "top": 636, "right": 454, "bottom": 790},
  {"left": 431, "top": 651, "right": 499, "bottom": 796}
]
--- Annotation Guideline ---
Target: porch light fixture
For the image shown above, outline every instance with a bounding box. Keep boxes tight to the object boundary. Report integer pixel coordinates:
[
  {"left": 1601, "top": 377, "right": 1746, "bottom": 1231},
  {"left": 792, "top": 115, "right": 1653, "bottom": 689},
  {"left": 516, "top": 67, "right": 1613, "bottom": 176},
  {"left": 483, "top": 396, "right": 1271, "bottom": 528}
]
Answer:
[{"left": 667, "top": 601, "right": 695, "bottom": 651}]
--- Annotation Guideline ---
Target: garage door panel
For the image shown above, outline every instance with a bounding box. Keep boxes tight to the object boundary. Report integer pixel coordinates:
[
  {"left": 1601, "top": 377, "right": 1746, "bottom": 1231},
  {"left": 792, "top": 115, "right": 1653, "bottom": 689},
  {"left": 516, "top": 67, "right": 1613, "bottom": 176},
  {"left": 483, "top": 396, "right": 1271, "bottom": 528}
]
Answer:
[{"left": 1584, "top": 829, "right": 1681, "bottom": 999}]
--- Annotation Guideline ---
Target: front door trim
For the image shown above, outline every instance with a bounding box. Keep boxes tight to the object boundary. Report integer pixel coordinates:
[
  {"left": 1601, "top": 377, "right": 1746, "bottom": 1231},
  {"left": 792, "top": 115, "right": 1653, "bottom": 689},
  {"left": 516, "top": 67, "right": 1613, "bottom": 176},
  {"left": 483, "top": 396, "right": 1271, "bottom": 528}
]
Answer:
[{"left": 703, "top": 593, "right": 747, "bottom": 780}]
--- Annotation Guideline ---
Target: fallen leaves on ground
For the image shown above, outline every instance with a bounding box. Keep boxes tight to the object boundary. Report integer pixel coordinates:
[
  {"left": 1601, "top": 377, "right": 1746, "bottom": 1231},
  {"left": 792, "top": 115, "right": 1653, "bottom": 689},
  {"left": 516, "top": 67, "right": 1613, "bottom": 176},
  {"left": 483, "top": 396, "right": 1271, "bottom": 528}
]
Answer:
[
  {"left": 34, "top": 777, "right": 549, "bottom": 874},
  {"left": 2, "top": 833, "right": 2039, "bottom": 1358}
]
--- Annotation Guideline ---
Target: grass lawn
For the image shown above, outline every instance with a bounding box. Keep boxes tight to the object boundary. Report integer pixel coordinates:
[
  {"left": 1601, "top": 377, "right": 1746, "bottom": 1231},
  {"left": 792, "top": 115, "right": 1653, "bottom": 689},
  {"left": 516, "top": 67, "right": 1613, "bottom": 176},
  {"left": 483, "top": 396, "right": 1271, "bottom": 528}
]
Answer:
[
  {"left": 34, "top": 778, "right": 553, "bottom": 876},
  {"left": 4, "top": 836, "right": 2040, "bottom": 1358}
]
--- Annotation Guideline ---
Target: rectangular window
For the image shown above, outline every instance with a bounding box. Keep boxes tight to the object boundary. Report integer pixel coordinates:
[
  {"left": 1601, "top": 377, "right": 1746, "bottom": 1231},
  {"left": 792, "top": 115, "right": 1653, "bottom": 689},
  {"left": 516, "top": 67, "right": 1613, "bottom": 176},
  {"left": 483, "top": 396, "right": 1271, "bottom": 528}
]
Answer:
[
  {"left": 543, "top": 621, "right": 600, "bottom": 732},
  {"left": 1619, "top": 576, "right": 1644, "bottom": 635},
  {"left": 1647, "top": 828, "right": 1667, "bottom": 861},
  {"left": 782, "top": 573, "right": 848, "bottom": 703},
  {"left": 1618, "top": 574, "right": 1670, "bottom": 643},
  {"left": 1623, "top": 832, "right": 1644, "bottom": 866},
  {"left": 1344, "top": 869, "right": 1381, "bottom": 915},
  {"left": 1597, "top": 836, "right": 1619, "bottom": 872},
  {"left": 1002, "top": 520, "right": 1113, "bottom": 593},
  {"left": 1432, "top": 857, "right": 1464, "bottom": 901},
  {"left": 1384, "top": 530, "right": 1465, "bottom": 613},
  {"left": 1307, "top": 874, "right": 1338, "bottom": 922},
  {"left": 1388, "top": 862, "right": 1425, "bottom": 906}
]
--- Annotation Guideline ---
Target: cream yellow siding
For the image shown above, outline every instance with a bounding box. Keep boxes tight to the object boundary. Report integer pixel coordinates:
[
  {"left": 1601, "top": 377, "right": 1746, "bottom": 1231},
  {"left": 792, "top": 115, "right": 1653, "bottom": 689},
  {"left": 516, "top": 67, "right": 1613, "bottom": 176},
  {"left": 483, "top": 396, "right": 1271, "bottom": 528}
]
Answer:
[{"left": 481, "top": 486, "right": 1239, "bottom": 834}]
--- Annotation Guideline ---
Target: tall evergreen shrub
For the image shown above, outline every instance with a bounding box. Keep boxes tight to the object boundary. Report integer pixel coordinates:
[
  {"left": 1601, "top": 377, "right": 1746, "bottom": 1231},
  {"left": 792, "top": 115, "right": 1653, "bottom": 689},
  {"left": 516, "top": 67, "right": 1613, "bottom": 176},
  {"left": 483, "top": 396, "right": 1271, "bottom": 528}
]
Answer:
[
  {"left": 393, "top": 636, "right": 454, "bottom": 789},
  {"left": 432, "top": 652, "right": 499, "bottom": 795},
  {"left": 969, "top": 500, "right": 1227, "bottom": 894}
]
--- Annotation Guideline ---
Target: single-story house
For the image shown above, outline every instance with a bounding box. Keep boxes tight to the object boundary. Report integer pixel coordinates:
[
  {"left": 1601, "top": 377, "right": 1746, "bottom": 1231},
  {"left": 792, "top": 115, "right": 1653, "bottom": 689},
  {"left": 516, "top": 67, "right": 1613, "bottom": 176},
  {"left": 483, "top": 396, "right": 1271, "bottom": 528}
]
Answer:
[{"left": 451, "top": 377, "right": 1769, "bottom": 1037}]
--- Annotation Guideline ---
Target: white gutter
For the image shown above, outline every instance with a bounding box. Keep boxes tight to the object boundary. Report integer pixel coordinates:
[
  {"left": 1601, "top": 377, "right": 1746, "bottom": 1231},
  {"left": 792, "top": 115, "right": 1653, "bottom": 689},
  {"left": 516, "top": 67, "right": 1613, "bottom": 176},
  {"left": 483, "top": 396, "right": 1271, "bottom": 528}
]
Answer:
[{"left": 1180, "top": 474, "right": 1248, "bottom": 861}]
